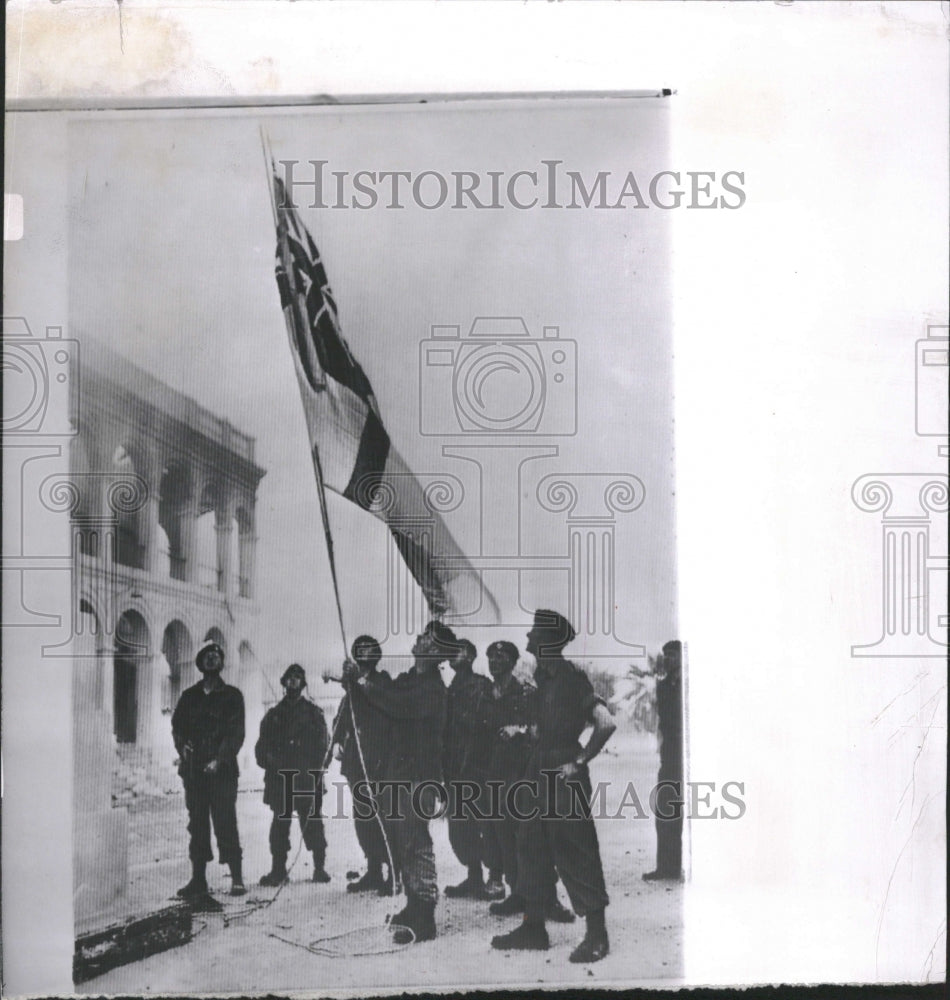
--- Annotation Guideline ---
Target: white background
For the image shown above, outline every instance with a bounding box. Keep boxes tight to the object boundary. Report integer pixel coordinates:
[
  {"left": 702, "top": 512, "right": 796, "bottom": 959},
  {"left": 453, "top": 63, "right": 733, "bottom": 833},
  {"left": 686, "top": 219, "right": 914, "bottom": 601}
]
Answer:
[{"left": 3, "top": 1, "right": 948, "bottom": 992}]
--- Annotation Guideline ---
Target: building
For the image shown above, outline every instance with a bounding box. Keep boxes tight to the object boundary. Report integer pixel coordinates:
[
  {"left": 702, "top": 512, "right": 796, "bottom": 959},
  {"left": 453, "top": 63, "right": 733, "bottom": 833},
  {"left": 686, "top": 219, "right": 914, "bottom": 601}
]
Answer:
[{"left": 69, "top": 337, "right": 266, "bottom": 927}]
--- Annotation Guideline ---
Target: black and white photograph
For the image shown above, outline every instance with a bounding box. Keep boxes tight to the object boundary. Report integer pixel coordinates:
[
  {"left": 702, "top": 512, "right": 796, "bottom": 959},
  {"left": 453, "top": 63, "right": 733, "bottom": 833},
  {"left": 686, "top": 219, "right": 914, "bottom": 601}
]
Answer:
[
  {"left": 2, "top": 2, "right": 947, "bottom": 996},
  {"left": 16, "top": 96, "right": 687, "bottom": 991}
]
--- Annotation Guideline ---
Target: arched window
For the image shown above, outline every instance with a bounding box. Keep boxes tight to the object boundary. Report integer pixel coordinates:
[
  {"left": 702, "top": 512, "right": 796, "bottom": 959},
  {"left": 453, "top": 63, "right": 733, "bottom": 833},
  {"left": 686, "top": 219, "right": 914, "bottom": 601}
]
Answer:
[
  {"left": 112, "top": 445, "right": 145, "bottom": 569},
  {"left": 114, "top": 609, "right": 150, "bottom": 743}
]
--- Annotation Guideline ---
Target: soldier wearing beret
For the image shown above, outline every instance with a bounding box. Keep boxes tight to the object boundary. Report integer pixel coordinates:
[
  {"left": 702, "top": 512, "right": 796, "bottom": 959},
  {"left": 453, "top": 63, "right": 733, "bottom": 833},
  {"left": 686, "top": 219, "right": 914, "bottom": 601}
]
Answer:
[{"left": 491, "top": 610, "right": 615, "bottom": 963}]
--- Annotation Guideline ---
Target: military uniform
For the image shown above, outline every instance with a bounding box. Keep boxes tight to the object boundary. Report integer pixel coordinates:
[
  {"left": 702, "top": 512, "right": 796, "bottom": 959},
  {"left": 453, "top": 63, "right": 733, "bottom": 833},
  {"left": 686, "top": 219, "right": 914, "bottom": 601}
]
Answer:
[
  {"left": 351, "top": 666, "right": 447, "bottom": 904},
  {"left": 483, "top": 671, "right": 536, "bottom": 892},
  {"left": 651, "top": 659, "right": 683, "bottom": 878},
  {"left": 516, "top": 658, "right": 610, "bottom": 918},
  {"left": 444, "top": 668, "right": 498, "bottom": 878},
  {"left": 332, "top": 668, "right": 393, "bottom": 879},
  {"left": 172, "top": 680, "right": 245, "bottom": 869},
  {"left": 255, "top": 692, "right": 329, "bottom": 874}
]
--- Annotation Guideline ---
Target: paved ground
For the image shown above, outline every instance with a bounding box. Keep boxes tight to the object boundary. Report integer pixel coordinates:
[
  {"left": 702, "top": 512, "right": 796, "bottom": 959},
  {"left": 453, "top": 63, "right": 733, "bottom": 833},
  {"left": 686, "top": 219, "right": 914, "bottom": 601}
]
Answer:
[{"left": 82, "top": 725, "right": 684, "bottom": 993}]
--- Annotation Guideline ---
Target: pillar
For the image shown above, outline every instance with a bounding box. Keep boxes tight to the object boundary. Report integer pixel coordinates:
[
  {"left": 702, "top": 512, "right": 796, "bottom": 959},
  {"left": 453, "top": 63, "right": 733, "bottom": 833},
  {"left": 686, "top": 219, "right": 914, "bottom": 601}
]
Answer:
[
  {"left": 387, "top": 516, "right": 436, "bottom": 636},
  {"left": 179, "top": 495, "right": 198, "bottom": 584},
  {"left": 852, "top": 473, "right": 949, "bottom": 656},
  {"left": 537, "top": 471, "right": 646, "bottom": 656},
  {"left": 215, "top": 515, "right": 233, "bottom": 596}
]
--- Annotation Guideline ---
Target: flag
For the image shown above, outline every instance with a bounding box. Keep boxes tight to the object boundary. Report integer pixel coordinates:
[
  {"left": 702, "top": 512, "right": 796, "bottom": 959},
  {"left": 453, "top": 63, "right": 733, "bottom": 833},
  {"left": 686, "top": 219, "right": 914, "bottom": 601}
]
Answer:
[{"left": 271, "top": 169, "right": 499, "bottom": 624}]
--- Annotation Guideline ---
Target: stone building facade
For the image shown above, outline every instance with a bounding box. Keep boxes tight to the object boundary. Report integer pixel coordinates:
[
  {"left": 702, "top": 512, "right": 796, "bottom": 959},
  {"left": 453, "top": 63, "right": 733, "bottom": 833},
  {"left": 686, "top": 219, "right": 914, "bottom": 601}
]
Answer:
[{"left": 69, "top": 338, "right": 266, "bottom": 927}]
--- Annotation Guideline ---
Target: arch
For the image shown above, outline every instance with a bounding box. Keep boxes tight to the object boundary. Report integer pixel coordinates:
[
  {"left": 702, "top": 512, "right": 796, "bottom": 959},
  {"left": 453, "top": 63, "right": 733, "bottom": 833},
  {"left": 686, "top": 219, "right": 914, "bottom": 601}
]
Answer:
[
  {"left": 112, "top": 442, "right": 147, "bottom": 569},
  {"left": 162, "top": 619, "right": 194, "bottom": 711},
  {"left": 114, "top": 609, "right": 150, "bottom": 743}
]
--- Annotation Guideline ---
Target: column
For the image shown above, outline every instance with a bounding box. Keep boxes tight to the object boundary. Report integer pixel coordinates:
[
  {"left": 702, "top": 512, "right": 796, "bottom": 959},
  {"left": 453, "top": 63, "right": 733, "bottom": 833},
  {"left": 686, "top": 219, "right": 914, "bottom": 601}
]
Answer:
[
  {"left": 179, "top": 494, "right": 198, "bottom": 584},
  {"left": 852, "top": 473, "right": 949, "bottom": 657},
  {"left": 442, "top": 443, "right": 557, "bottom": 617},
  {"left": 537, "top": 472, "right": 646, "bottom": 656},
  {"left": 387, "top": 517, "right": 436, "bottom": 637},
  {"left": 215, "top": 507, "right": 233, "bottom": 596}
]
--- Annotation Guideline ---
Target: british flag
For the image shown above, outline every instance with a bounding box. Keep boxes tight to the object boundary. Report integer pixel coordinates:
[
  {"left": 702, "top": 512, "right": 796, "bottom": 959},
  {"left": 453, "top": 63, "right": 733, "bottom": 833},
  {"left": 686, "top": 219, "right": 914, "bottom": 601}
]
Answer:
[{"left": 272, "top": 169, "right": 499, "bottom": 624}]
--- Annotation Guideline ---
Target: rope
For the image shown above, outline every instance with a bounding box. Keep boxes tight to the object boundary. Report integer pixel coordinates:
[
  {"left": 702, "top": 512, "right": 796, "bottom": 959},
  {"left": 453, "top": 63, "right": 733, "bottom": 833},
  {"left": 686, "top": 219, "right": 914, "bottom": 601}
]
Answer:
[
  {"left": 267, "top": 923, "right": 415, "bottom": 958},
  {"left": 258, "top": 132, "right": 404, "bottom": 955}
]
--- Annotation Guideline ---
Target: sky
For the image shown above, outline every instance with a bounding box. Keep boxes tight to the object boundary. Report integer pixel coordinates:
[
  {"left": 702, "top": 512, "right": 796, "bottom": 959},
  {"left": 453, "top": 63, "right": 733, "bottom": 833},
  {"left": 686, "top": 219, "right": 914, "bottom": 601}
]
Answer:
[{"left": 69, "top": 98, "right": 676, "bottom": 675}]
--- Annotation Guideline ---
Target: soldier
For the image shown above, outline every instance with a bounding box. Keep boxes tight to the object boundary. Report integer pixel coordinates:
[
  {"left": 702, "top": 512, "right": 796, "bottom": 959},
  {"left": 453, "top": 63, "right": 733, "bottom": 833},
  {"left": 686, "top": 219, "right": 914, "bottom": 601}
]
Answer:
[
  {"left": 343, "top": 620, "right": 453, "bottom": 945},
  {"left": 491, "top": 610, "right": 616, "bottom": 963},
  {"left": 643, "top": 640, "right": 684, "bottom": 882},
  {"left": 484, "top": 640, "right": 575, "bottom": 925},
  {"left": 332, "top": 635, "right": 396, "bottom": 895},
  {"left": 172, "top": 641, "right": 246, "bottom": 910},
  {"left": 255, "top": 663, "right": 331, "bottom": 885},
  {"left": 443, "top": 639, "right": 504, "bottom": 900}
]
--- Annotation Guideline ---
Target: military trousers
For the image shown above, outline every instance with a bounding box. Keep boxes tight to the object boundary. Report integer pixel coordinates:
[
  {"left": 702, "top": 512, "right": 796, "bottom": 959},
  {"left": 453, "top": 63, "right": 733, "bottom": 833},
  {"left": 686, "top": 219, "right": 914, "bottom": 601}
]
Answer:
[
  {"left": 516, "top": 765, "right": 609, "bottom": 918},
  {"left": 446, "top": 777, "right": 502, "bottom": 874},
  {"left": 182, "top": 769, "right": 242, "bottom": 867}
]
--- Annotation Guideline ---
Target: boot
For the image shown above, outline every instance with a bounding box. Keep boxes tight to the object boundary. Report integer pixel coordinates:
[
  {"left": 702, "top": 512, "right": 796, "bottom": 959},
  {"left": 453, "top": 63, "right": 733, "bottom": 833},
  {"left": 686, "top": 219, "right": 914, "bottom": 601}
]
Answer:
[
  {"left": 410, "top": 898, "right": 437, "bottom": 942},
  {"left": 392, "top": 895, "right": 437, "bottom": 945},
  {"left": 260, "top": 857, "right": 289, "bottom": 887},
  {"left": 491, "top": 916, "right": 550, "bottom": 951},
  {"left": 348, "top": 864, "right": 385, "bottom": 894},
  {"left": 388, "top": 892, "right": 413, "bottom": 927},
  {"left": 311, "top": 851, "right": 331, "bottom": 883},
  {"left": 642, "top": 868, "right": 683, "bottom": 882},
  {"left": 489, "top": 892, "right": 525, "bottom": 916},
  {"left": 390, "top": 894, "right": 418, "bottom": 943},
  {"left": 568, "top": 908, "right": 609, "bottom": 964},
  {"left": 177, "top": 861, "right": 208, "bottom": 899},
  {"left": 444, "top": 863, "right": 485, "bottom": 898},
  {"left": 229, "top": 859, "right": 247, "bottom": 897}
]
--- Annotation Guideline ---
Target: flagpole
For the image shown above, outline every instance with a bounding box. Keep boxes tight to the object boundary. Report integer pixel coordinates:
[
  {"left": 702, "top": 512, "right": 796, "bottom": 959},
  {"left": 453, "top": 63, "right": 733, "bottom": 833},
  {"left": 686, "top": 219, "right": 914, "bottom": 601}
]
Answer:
[{"left": 260, "top": 126, "right": 350, "bottom": 663}]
